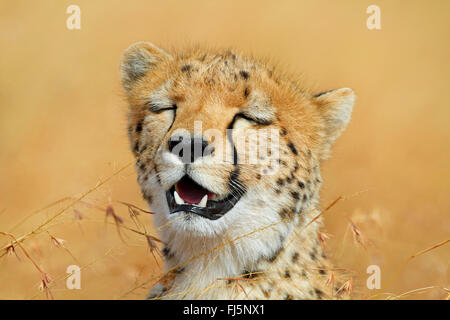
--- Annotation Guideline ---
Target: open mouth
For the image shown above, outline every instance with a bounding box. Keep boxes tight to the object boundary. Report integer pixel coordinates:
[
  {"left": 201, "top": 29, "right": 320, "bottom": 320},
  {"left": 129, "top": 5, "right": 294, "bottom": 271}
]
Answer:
[{"left": 166, "top": 175, "right": 242, "bottom": 220}]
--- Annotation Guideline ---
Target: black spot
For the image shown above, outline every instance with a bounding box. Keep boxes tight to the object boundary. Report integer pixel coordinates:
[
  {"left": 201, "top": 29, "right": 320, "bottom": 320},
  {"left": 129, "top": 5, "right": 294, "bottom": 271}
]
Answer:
[
  {"left": 136, "top": 121, "right": 143, "bottom": 133},
  {"left": 287, "top": 142, "right": 298, "bottom": 155},
  {"left": 266, "top": 245, "right": 284, "bottom": 263},
  {"left": 280, "top": 128, "right": 287, "bottom": 136},
  {"left": 303, "top": 194, "right": 308, "bottom": 201},
  {"left": 162, "top": 247, "right": 174, "bottom": 259},
  {"left": 256, "top": 173, "right": 261, "bottom": 180},
  {"left": 239, "top": 70, "right": 249, "bottom": 80},
  {"left": 284, "top": 270, "right": 291, "bottom": 278},
  {"left": 242, "top": 269, "right": 260, "bottom": 279},
  {"left": 279, "top": 208, "right": 289, "bottom": 218},
  {"left": 139, "top": 163, "right": 146, "bottom": 171},
  {"left": 284, "top": 294, "right": 293, "bottom": 300},
  {"left": 291, "top": 191, "right": 300, "bottom": 200},
  {"left": 180, "top": 64, "right": 192, "bottom": 73},
  {"left": 280, "top": 160, "right": 287, "bottom": 167},
  {"left": 142, "top": 191, "right": 152, "bottom": 203},
  {"left": 298, "top": 181, "right": 305, "bottom": 189},
  {"left": 314, "top": 288, "right": 323, "bottom": 299},
  {"left": 302, "top": 270, "right": 307, "bottom": 277},
  {"left": 291, "top": 252, "right": 299, "bottom": 263},
  {"left": 310, "top": 250, "right": 316, "bottom": 261},
  {"left": 244, "top": 87, "right": 250, "bottom": 98},
  {"left": 277, "top": 178, "right": 284, "bottom": 186},
  {"left": 133, "top": 141, "right": 139, "bottom": 153},
  {"left": 286, "top": 176, "right": 293, "bottom": 184},
  {"left": 275, "top": 189, "right": 281, "bottom": 195},
  {"left": 319, "top": 269, "right": 326, "bottom": 275},
  {"left": 153, "top": 163, "right": 161, "bottom": 184},
  {"left": 139, "top": 145, "right": 148, "bottom": 154}
]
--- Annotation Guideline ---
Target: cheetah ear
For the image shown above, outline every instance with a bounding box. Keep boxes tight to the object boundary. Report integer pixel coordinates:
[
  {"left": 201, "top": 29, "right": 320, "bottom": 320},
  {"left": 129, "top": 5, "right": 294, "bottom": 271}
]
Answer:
[
  {"left": 119, "top": 42, "right": 172, "bottom": 91},
  {"left": 313, "top": 88, "right": 355, "bottom": 157}
]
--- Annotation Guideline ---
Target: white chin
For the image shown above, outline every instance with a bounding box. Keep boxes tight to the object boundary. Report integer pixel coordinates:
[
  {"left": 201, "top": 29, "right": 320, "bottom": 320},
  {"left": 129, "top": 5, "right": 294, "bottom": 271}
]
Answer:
[{"left": 165, "top": 210, "right": 227, "bottom": 238}]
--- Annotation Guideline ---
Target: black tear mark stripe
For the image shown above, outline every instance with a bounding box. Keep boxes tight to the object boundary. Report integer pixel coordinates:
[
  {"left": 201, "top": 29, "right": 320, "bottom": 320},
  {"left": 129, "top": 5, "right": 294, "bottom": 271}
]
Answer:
[
  {"left": 226, "top": 115, "right": 240, "bottom": 165},
  {"left": 167, "top": 106, "right": 177, "bottom": 133}
]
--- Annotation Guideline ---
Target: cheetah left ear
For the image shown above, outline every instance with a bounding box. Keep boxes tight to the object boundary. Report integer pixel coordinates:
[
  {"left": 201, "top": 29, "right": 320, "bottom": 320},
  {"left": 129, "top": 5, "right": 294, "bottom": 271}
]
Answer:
[
  {"left": 313, "top": 88, "right": 355, "bottom": 157},
  {"left": 119, "top": 41, "right": 172, "bottom": 92}
]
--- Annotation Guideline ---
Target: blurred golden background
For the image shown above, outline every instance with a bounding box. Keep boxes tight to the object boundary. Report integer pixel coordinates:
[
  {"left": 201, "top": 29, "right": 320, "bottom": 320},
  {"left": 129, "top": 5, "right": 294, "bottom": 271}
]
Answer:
[{"left": 0, "top": 0, "right": 448, "bottom": 299}]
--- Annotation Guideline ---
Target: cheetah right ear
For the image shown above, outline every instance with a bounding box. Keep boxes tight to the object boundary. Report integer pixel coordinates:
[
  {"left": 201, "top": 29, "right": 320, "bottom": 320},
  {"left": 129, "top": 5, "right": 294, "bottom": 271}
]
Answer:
[
  {"left": 313, "top": 88, "right": 355, "bottom": 158},
  {"left": 119, "top": 42, "right": 172, "bottom": 91}
]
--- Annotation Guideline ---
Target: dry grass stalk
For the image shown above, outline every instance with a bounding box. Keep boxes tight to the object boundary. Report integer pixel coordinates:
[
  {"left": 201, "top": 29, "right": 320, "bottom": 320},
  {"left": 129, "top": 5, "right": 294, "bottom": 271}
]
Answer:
[
  {"left": 347, "top": 218, "right": 373, "bottom": 249},
  {"left": 317, "top": 231, "right": 332, "bottom": 257},
  {"left": 326, "top": 271, "right": 335, "bottom": 297},
  {"left": 336, "top": 277, "right": 354, "bottom": 299},
  {"left": 382, "top": 238, "right": 450, "bottom": 295},
  {"left": 0, "top": 231, "right": 54, "bottom": 299},
  {"left": 0, "top": 163, "right": 133, "bottom": 259}
]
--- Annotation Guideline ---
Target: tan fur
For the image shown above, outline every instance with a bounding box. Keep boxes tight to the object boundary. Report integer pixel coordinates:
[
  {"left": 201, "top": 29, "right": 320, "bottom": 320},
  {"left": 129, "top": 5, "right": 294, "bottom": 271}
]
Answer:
[{"left": 120, "top": 43, "right": 355, "bottom": 299}]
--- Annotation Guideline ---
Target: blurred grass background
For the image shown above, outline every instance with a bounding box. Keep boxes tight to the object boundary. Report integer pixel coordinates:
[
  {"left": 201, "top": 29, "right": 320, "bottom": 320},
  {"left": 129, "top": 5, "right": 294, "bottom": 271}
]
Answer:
[{"left": 0, "top": 0, "right": 448, "bottom": 299}]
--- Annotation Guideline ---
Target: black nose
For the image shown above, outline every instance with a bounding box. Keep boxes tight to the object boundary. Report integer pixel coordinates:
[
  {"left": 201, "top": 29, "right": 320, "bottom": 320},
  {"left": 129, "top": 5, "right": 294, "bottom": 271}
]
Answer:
[{"left": 168, "top": 136, "right": 212, "bottom": 163}]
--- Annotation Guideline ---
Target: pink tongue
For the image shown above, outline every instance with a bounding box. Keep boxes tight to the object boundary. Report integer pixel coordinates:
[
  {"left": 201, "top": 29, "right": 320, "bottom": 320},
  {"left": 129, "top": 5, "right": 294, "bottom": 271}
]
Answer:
[{"left": 175, "top": 176, "right": 213, "bottom": 204}]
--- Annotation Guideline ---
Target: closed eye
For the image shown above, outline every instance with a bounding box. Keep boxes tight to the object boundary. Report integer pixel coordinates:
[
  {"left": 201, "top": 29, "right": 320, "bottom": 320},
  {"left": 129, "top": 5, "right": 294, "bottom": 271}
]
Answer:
[
  {"left": 235, "top": 112, "right": 272, "bottom": 125},
  {"left": 148, "top": 103, "right": 178, "bottom": 114}
]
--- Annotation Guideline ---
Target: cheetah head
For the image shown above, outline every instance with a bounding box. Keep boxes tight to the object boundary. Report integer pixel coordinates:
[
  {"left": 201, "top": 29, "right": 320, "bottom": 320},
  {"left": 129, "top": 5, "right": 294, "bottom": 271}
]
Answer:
[{"left": 119, "top": 42, "right": 355, "bottom": 248}]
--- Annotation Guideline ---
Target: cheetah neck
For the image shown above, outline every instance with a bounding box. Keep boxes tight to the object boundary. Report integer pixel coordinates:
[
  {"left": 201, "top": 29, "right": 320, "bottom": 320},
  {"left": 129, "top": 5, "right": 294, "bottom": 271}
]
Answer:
[{"left": 153, "top": 206, "right": 330, "bottom": 300}]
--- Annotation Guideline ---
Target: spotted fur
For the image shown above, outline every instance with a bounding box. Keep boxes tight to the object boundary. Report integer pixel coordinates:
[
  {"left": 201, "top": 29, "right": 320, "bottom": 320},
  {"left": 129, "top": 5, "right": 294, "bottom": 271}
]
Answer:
[{"left": 119, "top": 42, "right": 355, "bottom": 299}]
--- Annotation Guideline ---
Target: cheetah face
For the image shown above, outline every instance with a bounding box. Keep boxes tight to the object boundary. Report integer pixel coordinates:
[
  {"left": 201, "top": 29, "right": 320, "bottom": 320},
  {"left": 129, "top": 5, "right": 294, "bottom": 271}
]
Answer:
[{"left": 119, "top": 42, "right": 355, "bottom": 238}]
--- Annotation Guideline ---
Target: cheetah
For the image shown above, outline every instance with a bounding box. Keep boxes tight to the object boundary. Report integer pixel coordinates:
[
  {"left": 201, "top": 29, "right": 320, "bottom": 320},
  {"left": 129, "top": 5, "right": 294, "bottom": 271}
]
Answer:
[{"left": 119, "top": 42, "right": 355, "bottom": 299}]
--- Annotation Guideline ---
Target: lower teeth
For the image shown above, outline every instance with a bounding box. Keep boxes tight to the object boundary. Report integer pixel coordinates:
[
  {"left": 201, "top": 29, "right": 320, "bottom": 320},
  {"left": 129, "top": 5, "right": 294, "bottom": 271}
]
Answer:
[{"left": 173, "top": 190, "right": 208, "bottom": 208}]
